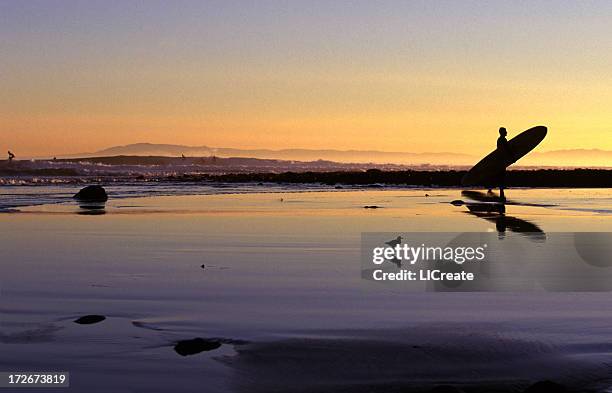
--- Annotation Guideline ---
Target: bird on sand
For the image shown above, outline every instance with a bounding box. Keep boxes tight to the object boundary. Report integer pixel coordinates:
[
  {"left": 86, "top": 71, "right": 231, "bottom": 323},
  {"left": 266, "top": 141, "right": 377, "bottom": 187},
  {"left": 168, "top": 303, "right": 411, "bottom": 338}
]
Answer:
[{"left": 385, "top": 236, "right": 402, "bottom": 247}]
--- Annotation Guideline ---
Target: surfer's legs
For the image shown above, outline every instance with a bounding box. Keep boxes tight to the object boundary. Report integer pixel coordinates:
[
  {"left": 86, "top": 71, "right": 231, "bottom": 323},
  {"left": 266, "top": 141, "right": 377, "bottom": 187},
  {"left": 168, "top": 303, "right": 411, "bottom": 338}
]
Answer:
[{"left": 499, "top": 170, "right": 506, "bottom": 201}]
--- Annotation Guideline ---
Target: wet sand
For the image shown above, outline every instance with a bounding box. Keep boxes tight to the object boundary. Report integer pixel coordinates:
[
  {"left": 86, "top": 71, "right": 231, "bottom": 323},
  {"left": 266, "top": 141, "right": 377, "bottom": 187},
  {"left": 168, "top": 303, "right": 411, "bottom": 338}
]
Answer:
[{"left": 1, "top": 189, "right": 611, "bottom": 392}]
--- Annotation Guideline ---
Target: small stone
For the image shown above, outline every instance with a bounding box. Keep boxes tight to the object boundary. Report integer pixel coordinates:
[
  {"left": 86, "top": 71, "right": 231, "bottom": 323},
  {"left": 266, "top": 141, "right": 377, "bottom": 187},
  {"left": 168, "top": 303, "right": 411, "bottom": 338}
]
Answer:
[
  {"left": 74, "top": 185, "right": 108, "bottom": 202},
  {"left": 174, "top": 338, "right": 222, "bottom": 356},
  {"left": 429, "top": 386, "right": 465, "bottom": 393},
  {"left": 524, "top": 381, "right": 567, "bottom": 393},
  {"left": 74, "top": 315, "right": 106, "bottom": 325}
]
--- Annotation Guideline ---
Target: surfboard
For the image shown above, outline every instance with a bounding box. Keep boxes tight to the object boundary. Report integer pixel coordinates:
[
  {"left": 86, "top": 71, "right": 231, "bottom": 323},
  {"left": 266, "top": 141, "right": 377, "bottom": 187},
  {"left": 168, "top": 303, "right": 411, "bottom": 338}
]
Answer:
[{"left": 461, "top": 126, "right": 547, "bottom": 187}]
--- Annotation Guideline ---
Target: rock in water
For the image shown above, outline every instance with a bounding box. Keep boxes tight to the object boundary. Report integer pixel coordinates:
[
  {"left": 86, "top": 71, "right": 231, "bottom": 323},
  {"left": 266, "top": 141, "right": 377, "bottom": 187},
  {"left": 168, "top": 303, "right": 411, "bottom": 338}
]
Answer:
[
  {"left": 524, "top": 381, "right": 567, "bottom": 393},
  {"left": 429, "top": 386, "right": 465, "bottom": 393},
  {"left": 74, "top": 186, "right": 108, "bottom": 202},
  {"left": 74, "top": 315, "right": 106, "bottom": 325},
  {"left": 174, "top": 338, "right": 222, "bottom": 356}
]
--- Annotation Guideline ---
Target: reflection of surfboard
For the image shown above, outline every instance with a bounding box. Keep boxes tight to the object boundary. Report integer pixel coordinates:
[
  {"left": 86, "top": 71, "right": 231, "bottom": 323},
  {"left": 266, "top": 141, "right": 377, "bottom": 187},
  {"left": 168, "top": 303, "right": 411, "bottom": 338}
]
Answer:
[
  {"left": 462, "top": 126, "right": 547, "bottom": 187},
  {"left": 462, "top": 190, "right": 508, "bottom": 204},
  {"left": 463, "top": 207, "right": 546, "bottom": 242},
  {"left": 461, "top": 190, "right": 556, "bottom": 208},
  {"left": 465, "top": 202, "right": 505, "bottom": 214}
]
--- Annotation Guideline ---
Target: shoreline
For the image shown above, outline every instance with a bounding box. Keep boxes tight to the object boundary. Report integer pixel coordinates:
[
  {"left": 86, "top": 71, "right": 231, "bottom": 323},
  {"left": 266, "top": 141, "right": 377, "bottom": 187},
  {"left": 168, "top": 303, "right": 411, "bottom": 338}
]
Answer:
[
  {"left": 2, "top": 177, "right": 611, "bottom": 213},
  {"left": 3, "top": 185, "right": 611, "bottom": 213}
]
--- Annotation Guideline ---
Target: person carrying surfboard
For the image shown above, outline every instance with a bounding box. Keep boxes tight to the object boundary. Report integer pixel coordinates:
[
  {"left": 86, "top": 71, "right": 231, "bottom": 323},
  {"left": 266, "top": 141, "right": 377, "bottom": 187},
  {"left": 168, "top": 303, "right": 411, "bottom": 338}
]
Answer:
[
  {"left": 496, "top": 127, "right": 510, "bottom": 201},
  {"left": 462, "top": 125, "right": 547, "bottom": 200}
]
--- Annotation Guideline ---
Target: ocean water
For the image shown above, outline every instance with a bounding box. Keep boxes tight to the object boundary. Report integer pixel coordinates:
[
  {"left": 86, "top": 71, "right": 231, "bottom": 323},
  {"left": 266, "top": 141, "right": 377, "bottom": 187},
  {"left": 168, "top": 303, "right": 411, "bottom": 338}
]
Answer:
[
  {"left": 1, "top": 187, "right": 611, "bottom": 392},
  {"left": 0, "top": 159, "right": 356, "bottom": 210},
  {"left": 0, "top": 181, "right": 342, "bottom": 211}
]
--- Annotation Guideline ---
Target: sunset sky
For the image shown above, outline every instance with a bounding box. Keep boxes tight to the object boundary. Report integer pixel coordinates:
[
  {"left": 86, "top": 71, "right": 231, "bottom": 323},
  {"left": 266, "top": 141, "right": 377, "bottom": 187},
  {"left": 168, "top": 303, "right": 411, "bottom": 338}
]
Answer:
[{"left": 1, "top": 0, "right": 611, "bottom": 159}]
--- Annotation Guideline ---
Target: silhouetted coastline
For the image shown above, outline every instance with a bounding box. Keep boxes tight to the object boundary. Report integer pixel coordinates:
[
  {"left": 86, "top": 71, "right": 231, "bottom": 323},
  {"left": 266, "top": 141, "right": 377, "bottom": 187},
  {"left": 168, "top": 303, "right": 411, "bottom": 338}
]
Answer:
[{"left": 174, "top": 169, "right": 612, "bottom": 188}]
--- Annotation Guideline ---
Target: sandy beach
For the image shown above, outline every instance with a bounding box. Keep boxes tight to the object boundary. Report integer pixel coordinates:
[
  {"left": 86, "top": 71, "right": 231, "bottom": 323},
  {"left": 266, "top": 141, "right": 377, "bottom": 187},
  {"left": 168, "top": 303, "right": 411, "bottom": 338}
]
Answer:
[{"left": 1, "top": 188, "right": 611, "bottom": 392}]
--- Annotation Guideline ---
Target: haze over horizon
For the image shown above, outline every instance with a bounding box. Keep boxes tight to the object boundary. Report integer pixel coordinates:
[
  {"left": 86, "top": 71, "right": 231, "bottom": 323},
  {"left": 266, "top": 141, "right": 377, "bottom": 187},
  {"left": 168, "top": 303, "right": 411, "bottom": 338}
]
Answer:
[
  {"left": 2, "top": 1, "right": 611, "bottom": 165},
  {"left": 27, "top": 141, "right": 610, "bottom": 168}
]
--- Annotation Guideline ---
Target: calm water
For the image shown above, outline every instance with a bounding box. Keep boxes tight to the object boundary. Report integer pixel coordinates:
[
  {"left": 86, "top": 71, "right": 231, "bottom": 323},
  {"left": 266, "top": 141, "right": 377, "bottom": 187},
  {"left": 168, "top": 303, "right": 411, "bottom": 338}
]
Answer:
[
  {"left": 0, "top": 182, "right": 342, "bottom": 210},
  {"left": 1, "top": 188, "right": 611, "bottom": 392}
]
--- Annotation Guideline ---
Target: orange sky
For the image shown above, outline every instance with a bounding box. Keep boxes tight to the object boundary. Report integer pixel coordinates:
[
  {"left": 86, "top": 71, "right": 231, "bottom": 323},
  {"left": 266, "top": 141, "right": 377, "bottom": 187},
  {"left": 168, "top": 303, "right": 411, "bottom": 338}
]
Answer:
[{"left": 1, "top": 2, "right": 611, "bottom": 160}]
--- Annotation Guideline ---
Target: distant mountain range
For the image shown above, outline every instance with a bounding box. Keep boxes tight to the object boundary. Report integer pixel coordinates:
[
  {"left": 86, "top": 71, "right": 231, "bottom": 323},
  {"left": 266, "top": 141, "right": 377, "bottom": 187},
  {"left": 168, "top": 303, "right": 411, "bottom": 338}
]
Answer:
[
  {"left": 63, "top": 143, "right": 476, "bottom": 165},
  {"left": 526, "top": 149, "right": 612, "bottom": 167},
  {"left": 56, "top": 143, "right": 612, "bottom": 167}
]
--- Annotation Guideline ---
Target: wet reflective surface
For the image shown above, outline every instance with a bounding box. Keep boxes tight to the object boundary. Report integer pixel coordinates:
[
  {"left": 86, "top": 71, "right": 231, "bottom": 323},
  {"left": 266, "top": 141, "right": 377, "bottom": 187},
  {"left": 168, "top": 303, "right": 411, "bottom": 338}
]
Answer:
[{"left": 1, "top": 189, "right": 611, "bottom": 392}]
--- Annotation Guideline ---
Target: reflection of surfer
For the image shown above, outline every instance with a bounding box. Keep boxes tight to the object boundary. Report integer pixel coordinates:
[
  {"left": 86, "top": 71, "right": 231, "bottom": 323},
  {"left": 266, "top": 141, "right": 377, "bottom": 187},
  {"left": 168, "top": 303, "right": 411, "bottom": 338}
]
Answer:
[
  {"left": 7, "top": 151, "right": 15, "bottom": 162},
  {"left": 495, "top": 214, "right": 507, "bottom": 239},
  {"left": 496, "top": 127, "right": 510, "bottom": 201}
]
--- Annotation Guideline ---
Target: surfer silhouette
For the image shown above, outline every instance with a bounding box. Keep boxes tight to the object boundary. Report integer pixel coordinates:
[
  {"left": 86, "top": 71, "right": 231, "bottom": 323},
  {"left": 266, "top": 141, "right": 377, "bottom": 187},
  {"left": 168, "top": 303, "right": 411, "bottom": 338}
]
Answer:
[
  {"left": 7, "top": 151, "right": 15, "bottom": 162},
  {"left": 496, "top": 127, "right": 510, "bottom": 201}
]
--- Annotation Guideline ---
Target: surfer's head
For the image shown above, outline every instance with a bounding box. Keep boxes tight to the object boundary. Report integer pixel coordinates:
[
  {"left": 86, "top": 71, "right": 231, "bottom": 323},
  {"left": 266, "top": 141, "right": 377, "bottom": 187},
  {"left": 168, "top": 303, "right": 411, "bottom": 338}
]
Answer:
[{"left": 499, "top": 127, "right": 507, "bottom": 136}]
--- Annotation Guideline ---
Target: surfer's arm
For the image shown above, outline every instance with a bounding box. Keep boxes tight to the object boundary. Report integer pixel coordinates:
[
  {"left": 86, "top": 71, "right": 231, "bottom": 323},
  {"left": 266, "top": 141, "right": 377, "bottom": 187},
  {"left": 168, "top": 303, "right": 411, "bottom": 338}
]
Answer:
[
  {"left": 497, "top": 139, "right": 515, "bottom": 163},
  {"left": 505, "top": 145, "right": 517, "bottom": 163}
]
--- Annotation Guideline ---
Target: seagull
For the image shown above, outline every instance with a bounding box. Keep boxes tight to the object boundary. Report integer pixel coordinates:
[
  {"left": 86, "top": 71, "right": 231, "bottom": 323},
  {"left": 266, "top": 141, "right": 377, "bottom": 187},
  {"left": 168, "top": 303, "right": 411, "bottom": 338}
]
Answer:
[{"left": 385, "top": 236, "right": 402, "bottom": 247}]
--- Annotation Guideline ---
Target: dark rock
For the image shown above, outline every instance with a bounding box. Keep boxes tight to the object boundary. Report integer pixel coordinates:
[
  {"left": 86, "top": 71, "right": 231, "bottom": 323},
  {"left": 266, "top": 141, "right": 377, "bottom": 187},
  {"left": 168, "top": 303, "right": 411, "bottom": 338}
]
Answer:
[
  {"left": 524, "top": 381, "right": 567, "bottom": 393},
  {"left": 74, "top": 315, "right": 106, "bottom": 325},
  {"left": 450, "top": 200, "right": 464, "bottom": 206},
  {"left": 130, "top": 169, "right": 612, "bottom": 187},
  {"left": 174, "top": 338, "right": 222, "bottom": 356},
  {"left": 429, "top": 386, "right": 465, "bottom": 393},
  {"left": 363, "top": 205, "right": 382, "bottom": 209},
  {"left": 74, "top": 185, "right": 108, "bottom": 202}
]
